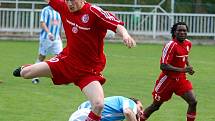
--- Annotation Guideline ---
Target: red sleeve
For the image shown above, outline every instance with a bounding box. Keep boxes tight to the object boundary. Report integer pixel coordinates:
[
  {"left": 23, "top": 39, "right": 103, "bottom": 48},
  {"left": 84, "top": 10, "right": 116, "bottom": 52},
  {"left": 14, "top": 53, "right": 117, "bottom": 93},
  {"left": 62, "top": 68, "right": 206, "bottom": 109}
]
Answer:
[
  {"left": 90, "top": 5, "right": 124, "bottom": 32},
  {"left": 49, "top": 0, "right": 68, "bottom": 14},
  {"left": 185, "top": 39, "right": 192, "bottom": 53},
  {"left": 188, "top": 40, "right": 192, "bottom": 51},
  {"left": 160, "top": 41, "right": 176, "bottom": 64}
]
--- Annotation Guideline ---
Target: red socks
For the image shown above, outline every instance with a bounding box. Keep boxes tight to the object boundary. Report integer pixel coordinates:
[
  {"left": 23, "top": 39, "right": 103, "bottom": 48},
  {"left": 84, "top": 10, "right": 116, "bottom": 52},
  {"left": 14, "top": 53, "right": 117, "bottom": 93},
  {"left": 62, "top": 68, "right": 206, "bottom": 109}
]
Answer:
[
  {"left": 85, "top": 111, "right": 101, "bottom": 121},
  {"left": 187, "top": 112, "right": 196, "bottom": 121}
]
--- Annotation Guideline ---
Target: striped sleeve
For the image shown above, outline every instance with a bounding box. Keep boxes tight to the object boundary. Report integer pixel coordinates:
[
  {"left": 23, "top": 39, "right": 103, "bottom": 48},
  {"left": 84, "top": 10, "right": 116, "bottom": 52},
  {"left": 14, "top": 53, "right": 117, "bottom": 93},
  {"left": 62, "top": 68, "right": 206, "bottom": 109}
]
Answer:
[
  {"left": 40, "top": 7, "right": 50, "bottom": 39},
  {"left": 90, "top": 5, "right": 124, "bottom": 32},
  {"left": 161, "top": 41, "right": 176, "bottom": 64},
  {"left": 40, "top": 7, "right": 47, "bottom": 22},
  {"left": 186, "top": 39, "right": 192, "bottom": 52}
]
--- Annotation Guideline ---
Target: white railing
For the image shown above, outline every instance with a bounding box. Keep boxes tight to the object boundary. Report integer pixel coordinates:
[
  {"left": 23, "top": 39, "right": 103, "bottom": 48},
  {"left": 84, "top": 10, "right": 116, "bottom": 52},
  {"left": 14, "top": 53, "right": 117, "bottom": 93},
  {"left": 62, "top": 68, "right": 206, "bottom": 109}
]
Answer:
[
  {"left": 115, "top": 12, "right": 215, "bottom": 38},
  {"left": 0, "top": 0, "right": 215, "bottom": 39}
]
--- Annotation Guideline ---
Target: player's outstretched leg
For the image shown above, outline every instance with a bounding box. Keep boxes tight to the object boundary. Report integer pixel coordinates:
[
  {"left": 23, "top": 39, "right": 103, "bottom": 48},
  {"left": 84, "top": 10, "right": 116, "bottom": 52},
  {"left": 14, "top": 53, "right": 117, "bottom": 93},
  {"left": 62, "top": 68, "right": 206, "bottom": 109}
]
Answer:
[{"left": 13, "top": 64, "right": 32, "bottom": 77}]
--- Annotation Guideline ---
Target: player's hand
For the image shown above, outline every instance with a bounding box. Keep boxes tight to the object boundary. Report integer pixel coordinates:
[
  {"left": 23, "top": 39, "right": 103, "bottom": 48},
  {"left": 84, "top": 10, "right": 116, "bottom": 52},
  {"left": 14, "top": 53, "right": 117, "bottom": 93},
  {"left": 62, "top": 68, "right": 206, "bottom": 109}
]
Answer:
[
  {"left": 188, "top": 69, "right": 195, "bottom": 75},
  {"left": 48, "top": 32, "right": 54, "bottom": 41},
  {"left": 123, "top": 34, "right": 136, "bottom": 48},
  {"left": 185, "top": 66, "right": 195, "bottom": 75}
]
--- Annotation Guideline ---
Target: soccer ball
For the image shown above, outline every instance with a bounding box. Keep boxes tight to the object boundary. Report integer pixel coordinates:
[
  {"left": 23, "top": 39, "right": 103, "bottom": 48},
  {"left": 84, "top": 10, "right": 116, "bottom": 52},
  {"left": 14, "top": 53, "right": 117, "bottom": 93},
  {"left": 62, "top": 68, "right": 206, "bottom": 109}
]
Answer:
[{"left": 68, "top": 108, "right": 90, "bottom": 121}]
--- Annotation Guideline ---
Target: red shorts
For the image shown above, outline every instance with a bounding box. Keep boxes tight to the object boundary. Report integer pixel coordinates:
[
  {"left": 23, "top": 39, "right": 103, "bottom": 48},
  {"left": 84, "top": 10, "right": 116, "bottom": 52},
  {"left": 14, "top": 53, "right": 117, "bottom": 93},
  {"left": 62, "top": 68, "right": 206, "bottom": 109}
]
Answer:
[
  {"left": 152, "top": 74, "right": 192, "bottom": 102},
  {"left": 46, "top": 56, "right": 106, "bottom": 90}
]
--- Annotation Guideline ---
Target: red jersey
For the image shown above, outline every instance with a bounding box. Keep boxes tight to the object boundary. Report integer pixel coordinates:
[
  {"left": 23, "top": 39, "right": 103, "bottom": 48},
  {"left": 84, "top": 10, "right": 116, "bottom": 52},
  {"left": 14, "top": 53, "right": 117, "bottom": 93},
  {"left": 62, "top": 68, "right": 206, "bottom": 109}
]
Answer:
[
  {"left": 160, "top": 38, "right": 192, "bottom": 78},
  {"left": 49, "top": 0, "right": 123, "bottom": 73}
]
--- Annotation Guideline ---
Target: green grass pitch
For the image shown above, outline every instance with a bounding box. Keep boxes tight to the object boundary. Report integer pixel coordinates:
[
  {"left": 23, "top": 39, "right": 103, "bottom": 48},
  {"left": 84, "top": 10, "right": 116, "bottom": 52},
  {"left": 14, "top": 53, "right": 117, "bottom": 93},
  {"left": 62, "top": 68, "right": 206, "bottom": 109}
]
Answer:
[{"left": 0, "top": 41, "right": 214, "bottom": 121}]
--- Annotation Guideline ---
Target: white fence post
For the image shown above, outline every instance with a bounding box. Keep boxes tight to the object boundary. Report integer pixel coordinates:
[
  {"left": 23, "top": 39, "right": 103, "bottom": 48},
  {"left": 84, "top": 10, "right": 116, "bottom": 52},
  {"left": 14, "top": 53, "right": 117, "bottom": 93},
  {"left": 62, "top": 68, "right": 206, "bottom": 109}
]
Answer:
[
  {"left": 30, "top": 3, "right": 35, "bottom": 36},
  {"left": 152, "top": 8, "right": 157, "bottom": 39},
  {"left": 14, "top": 0, "right": 18, "bottom": 28}
]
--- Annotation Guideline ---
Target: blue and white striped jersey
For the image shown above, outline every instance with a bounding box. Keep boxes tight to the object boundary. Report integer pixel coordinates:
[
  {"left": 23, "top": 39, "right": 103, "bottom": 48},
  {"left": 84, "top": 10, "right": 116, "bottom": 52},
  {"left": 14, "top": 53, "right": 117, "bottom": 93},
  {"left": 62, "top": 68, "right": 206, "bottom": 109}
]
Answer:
[
  {"left": 40, "top": 6, "right": 62, "bottom": 40},
  {"left": 78, "top": 96, "right": 137, "bottom": 121}
]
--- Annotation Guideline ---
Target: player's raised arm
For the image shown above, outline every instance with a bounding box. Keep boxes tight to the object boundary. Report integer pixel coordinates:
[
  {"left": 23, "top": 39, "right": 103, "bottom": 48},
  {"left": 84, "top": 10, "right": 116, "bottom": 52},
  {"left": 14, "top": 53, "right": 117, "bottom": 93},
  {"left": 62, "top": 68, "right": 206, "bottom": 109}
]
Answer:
[
  {"left": 116, "top": 25, "right": 136, "bottom": 48},
  {"left": 89, "top": 6, "right": 136, "bottom": 48}
]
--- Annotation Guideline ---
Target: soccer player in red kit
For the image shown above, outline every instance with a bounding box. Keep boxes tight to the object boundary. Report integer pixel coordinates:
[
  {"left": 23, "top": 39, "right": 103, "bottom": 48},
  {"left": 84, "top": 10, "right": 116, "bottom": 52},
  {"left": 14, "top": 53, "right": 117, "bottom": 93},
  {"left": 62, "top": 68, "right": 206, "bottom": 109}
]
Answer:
[
  {"left": 13, "top": 0, "right": 136, "bottom": 121},
  {"left": 140, "top": 22, "right": 197, "bottom": 121}
]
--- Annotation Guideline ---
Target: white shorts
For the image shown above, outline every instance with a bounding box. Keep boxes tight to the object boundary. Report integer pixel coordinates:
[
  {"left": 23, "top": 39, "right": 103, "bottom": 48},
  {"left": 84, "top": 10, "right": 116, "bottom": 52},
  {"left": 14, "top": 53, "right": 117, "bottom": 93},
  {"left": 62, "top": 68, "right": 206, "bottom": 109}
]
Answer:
[{"left": 39, "top": 39, "right": 63, "bottom": 56}]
